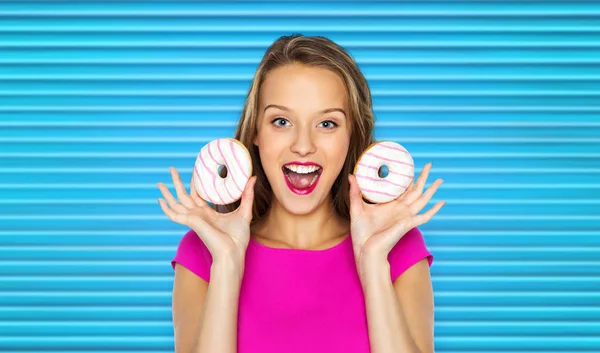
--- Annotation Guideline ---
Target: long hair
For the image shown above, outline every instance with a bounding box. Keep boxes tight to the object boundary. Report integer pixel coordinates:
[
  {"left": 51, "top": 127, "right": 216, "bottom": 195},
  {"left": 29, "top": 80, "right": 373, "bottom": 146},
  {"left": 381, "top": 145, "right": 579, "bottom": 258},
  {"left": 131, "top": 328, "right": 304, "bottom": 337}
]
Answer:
[{"left": 214, "top": 34, "right": 375, "bottom": 224}]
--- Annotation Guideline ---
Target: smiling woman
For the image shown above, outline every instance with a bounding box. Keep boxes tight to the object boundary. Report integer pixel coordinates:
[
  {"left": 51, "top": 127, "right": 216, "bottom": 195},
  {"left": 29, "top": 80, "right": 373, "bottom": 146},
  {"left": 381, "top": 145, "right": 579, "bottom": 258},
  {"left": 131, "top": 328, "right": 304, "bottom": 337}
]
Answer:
[
  {"left": 158, "top": 34, "right": 441, "bottom": 353},
  {"left": 256, "top": 63, "right": 351, "bottom": 208}
]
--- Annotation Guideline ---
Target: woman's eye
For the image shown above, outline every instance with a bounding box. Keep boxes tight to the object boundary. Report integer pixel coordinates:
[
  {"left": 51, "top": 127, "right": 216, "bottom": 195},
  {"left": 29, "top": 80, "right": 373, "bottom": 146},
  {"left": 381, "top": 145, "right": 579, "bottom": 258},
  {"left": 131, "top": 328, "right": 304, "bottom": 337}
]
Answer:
[
  {"left": 319, "top": 120, "right": 338, "bottom": 129},
  {"left": 271, "top": 117, "right": 290, "bottom": 127}
]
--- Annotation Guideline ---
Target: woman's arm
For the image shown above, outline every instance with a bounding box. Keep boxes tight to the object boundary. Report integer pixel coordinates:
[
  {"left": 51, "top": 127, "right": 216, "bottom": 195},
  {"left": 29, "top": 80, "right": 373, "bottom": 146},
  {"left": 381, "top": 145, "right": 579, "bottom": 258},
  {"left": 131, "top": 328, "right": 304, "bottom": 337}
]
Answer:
[
  {"left": 361, "top": 258, "right": 434, "bottom": 353},
  {"left": 161, "top": 169, "right": 257, "bottom": 352},
  {"left": 392, "top": 259, "right": 435, "bottom": 352},
  {"left": 172, "top": 257, "right": 244, "bottom": 353},
  {"left": 347, "top": 165, "right": 440, "bottom": 352}
]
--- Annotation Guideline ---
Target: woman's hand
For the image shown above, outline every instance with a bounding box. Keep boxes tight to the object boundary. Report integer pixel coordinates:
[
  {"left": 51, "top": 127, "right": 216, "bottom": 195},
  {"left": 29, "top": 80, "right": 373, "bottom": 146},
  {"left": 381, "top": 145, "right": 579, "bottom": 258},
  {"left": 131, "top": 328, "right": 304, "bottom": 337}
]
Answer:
[
  {"left": 348, "top": 163, "right": 445, "bottom": 281},
  {"left": 157, "top": 167, "right": 257, "bottom": 265}
]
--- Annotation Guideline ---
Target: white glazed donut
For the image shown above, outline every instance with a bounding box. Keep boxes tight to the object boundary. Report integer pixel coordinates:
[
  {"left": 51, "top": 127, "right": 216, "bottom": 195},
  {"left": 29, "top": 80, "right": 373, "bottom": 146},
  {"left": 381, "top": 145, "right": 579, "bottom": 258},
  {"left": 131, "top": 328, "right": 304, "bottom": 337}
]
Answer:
[
  {"left": 192, "top": 138, "right": 252, "bottom": 205},
  {"left": 353, "top": 141, "right": 415, "bottom": 204}
]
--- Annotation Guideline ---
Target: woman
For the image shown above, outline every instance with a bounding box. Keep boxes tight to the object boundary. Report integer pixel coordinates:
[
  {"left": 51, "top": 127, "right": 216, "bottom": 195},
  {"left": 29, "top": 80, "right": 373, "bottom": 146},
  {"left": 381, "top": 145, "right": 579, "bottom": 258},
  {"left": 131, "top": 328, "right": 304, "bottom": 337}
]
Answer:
[{"left": 157, "top": 34, "right": 445, "bottom": 353}]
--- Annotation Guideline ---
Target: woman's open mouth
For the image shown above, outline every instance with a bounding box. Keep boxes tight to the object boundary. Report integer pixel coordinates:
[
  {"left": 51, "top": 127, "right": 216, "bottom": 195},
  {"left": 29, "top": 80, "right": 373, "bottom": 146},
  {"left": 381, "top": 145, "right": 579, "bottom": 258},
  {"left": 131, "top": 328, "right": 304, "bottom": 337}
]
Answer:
[{"left": 282, "top": 162, "right": 322, "bottom": 195}]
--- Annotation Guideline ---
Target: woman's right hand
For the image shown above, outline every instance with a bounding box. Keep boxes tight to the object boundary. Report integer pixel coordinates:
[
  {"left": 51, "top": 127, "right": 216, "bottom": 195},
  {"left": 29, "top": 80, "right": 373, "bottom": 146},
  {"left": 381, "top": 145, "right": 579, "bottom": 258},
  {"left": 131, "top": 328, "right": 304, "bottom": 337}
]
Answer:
[{"left": 156, "top": 167, "right": 257, "bottom": 265}]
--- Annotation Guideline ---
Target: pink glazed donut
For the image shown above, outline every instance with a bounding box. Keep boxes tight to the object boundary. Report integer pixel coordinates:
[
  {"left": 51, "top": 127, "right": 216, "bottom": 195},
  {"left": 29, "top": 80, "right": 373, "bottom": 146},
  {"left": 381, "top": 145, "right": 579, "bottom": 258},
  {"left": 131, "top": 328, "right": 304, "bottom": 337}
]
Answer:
[
  {"left": 353, "top": 141, "right": 415, "bottom": 203},
  {"left": 192, "top": 138, "right": 252, "bottom": 205}
]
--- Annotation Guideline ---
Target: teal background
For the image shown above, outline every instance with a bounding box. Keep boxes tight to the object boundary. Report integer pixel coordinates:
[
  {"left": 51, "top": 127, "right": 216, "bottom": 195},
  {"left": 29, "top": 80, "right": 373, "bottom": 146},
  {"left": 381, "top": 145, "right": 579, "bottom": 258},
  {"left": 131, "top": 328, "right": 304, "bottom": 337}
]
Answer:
[{"left": 1, "top": 1, "right": 600, "bottom": 351}]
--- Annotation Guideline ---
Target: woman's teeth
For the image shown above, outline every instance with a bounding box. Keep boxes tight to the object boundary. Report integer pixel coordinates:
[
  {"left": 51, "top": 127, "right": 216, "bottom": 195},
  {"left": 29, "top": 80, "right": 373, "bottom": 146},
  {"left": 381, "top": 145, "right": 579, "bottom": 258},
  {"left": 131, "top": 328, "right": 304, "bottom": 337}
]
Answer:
[{"left": 284, "top": 164, "right": 321, "bottom": 174}]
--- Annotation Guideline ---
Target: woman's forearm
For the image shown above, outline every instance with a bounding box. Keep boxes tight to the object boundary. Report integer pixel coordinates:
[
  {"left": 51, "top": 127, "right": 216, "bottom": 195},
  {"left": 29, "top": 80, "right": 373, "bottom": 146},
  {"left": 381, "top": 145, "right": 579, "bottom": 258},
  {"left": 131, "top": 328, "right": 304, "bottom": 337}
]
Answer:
[
  {"left": 361, "top": 261, "right": 421, "bottom": 353},
  {"left": 193, "top": 257, "right": 244, "bottom": 353}
]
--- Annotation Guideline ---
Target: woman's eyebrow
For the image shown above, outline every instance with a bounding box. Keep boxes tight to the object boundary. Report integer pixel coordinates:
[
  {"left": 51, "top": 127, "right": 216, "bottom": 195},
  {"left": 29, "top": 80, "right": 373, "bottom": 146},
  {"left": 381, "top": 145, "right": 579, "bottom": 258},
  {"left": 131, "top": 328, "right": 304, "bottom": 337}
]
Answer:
[
  {"left": 263, "top": 104, "right": 346, "bottom": 117},
  {"left": 263, "top": 104, "right": 290, "bottom": 113},
  {"left": 320, "top": 108, "right": 347, "bottom": 117}
]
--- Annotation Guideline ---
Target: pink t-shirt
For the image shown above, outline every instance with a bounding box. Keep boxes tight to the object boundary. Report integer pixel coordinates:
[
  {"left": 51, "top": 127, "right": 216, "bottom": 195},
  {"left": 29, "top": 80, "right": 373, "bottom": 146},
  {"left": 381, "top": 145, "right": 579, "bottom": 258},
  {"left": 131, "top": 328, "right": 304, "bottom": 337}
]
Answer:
[{"left": 171, "top": 227, "right": 433, "bottom": 353}]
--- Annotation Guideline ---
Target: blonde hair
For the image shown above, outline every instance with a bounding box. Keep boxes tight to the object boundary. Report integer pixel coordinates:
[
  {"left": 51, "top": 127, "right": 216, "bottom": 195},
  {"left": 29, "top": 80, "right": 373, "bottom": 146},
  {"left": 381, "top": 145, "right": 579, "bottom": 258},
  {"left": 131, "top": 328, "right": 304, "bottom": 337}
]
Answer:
[{"left": 215, "top": 33, "right": 375, "bottom": 223}]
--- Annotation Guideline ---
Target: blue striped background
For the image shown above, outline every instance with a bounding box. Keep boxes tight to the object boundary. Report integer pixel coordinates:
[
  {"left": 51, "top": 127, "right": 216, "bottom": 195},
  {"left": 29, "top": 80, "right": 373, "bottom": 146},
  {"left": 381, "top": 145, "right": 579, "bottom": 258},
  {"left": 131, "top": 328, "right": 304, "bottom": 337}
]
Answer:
[{"left": 1, "top": 1, "right": 600, "bottom": 351}]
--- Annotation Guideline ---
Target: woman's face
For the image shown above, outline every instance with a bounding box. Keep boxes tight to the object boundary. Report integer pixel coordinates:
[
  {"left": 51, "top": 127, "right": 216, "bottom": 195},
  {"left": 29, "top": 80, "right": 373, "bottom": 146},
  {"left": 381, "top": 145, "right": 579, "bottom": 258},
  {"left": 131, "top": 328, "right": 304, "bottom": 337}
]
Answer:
[{"left": 254, "top": 63, "right": 351, "bottom": 215}]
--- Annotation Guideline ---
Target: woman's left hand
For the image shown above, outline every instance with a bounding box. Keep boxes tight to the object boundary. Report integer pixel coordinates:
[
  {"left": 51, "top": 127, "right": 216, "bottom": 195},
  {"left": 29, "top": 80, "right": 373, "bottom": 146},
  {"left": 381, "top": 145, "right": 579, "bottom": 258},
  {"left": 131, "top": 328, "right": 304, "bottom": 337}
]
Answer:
[{"left": 348, "top": 162, "right": 445, "bottom": 281}]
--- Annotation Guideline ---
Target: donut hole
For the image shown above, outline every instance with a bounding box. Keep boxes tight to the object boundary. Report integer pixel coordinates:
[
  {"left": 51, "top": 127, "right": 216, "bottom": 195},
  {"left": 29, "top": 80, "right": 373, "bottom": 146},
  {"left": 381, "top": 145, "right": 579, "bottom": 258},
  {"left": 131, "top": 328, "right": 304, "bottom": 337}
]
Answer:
[
  {"left": 378, "top": 165, "right": 389, "bottom": 178},
  {"left": 217, "top": 165, "right": 228, "bottom": 178}
]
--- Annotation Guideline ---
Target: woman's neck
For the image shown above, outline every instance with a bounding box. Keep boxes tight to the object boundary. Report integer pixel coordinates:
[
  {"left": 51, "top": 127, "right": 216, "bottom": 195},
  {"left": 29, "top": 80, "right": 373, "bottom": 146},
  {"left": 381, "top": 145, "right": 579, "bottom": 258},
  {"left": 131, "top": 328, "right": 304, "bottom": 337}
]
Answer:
[{"left": 251, "top": 197, "right": 350, "bottom": 250}]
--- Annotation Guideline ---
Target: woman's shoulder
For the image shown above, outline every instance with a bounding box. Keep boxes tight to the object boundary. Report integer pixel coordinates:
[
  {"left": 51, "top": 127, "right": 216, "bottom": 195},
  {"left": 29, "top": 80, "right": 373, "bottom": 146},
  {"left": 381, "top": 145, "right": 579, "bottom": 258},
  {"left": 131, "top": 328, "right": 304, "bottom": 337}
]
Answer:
[
  {"left": 171, "top": 229, "right": 213, "bottom": 281},
  {"left": 388, "top": 227, "right": 433, "bottom": 282}
]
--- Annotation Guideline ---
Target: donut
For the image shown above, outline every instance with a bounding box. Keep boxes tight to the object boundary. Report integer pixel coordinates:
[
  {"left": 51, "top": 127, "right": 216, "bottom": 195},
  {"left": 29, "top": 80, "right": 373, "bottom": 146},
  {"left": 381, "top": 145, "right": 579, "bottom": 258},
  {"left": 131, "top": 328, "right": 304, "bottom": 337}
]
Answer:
[
  {"left": 192, "top": 138, "right": 252, "bottom": 205},
  {"left": 353, "top": 141, "right": 415, "bottom": 203}
]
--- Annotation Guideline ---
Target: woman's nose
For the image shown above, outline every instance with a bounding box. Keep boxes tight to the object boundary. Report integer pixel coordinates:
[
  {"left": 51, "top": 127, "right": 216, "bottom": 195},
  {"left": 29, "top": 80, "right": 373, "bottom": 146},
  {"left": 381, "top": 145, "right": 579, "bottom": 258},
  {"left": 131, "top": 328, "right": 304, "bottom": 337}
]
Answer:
[{"left": 290, "top": 130, "right": 316, "bottom": 156}]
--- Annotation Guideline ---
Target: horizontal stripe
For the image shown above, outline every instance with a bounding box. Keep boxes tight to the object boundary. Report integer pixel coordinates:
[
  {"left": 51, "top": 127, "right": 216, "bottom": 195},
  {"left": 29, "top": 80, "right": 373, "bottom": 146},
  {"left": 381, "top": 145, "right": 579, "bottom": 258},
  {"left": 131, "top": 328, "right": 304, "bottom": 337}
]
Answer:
[
  {"left": 0, "top": 290, "right": 598, "bottom": 297},
  {"left": 0, "top": 335, "right": 591, "bottom": 344},
  {"left": 8, "top": 90, "right": 600, "bottom": 96},
  {"left": 3, "top": 348, "right": 573, "bottom": 353},
  {"left": 2, "top": 260, "right": 600, "bottom": 266},
  {"left": 1, "top": 230, "right": 598, "bottom": 236},
  {"left": 8, "top": 198, "right": 597, "bottom": 205},
  {"left": 1, "top": 305, "right": 599, "bottom": 310},
  {"left": 0, "top": 246, "right": 175, "bottom": 250},
  {"left": 0, "top": 321, "right": 578, "bottom": 326},
  {"left": 1, "top": 232, "right": 600, "bottom": 246},
  {"left": 0, "top": 276, "right": 172, "bottom": 281},
  {"left": 3, "top": 275, "right": 596, "bottom": 281},
  {"left": 3, "top": 27, "right": 600, "bottom": 33},
  {"left": 0, "top": 215, "right": 597, "bottom": 220},
  {"left": 3, "top": 322, "right": 600, "bottom": 341},
  {"left": 4, "top": 106, "right": 600, "bottom": 113},
  {"left": 3, "top": 137, "right": 600, "bottom": 143},
  {"left": 3, "top": 10, "right": 600, "bottom": 16},
  {"left": 0, "top": 260, "right": 166, "bottom": 265},
  {"left": 1, "top": 167, "right": 600, "bottom": 173},
  {"left": 0, "top": 351, "right": 168, "bottom": 353},
  {"left": 3, "top": 347, "right": 170, "bottom": 353},
  {"left": 0, "top": 231, "right": 180, "bottom": 236},
  {"left": 3, "top": 41, "right": 600, "bottom": 48},
  {"left": 4, "top": 245, "right": 599, "bottom": 251},
  {"left": 2, "top": 121, "right": 600, "bottom": 127},
  {"left": 4, "top": 152, "right": 600, "bottom": 157},
  {"left": 1, "top": 183, "right": 598, "bottom": 188},
  {"left": 19, "top": 0, "right": 586, "bottom": 10},
  {"left": 5, "top": 74, "right": 600, "bottom": 80},
  {"left": 3, "top": 58, "right": 600, "bottom": 64}
]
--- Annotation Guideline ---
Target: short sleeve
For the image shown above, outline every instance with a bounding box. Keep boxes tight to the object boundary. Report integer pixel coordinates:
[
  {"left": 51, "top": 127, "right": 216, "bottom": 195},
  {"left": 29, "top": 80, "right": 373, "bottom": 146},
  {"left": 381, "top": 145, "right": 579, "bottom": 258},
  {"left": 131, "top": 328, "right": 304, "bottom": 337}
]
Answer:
[
  {"left": 171, "top": 229, "right": 213, "bottom": 282},
  {"left": 387, "top": 227, "right": 433, "bottom": 282}
]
